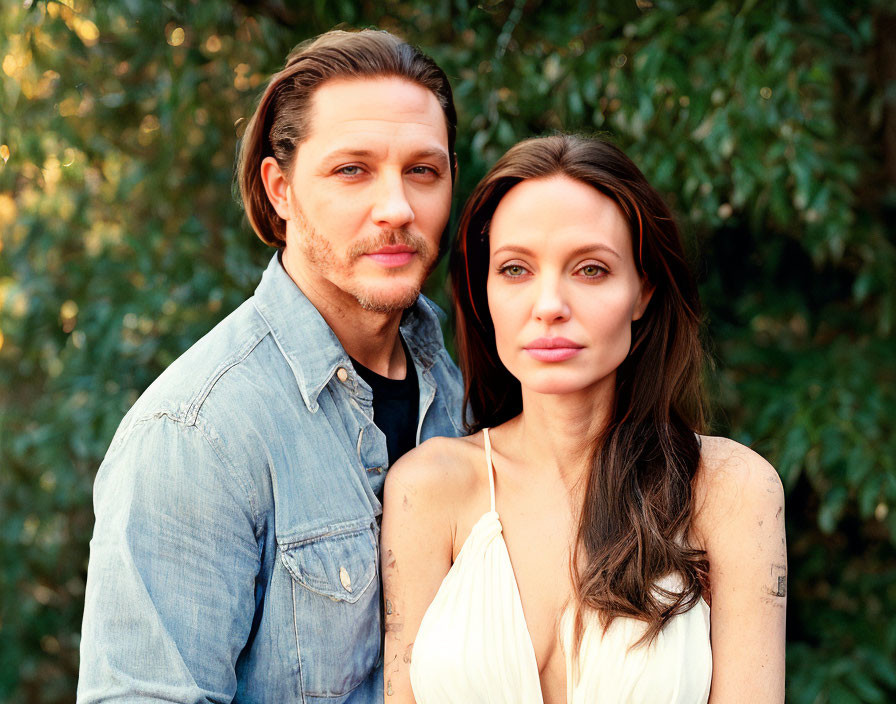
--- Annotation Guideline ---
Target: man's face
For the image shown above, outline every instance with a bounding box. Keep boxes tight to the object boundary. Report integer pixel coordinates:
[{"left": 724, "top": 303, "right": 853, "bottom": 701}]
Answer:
[{"left": 279, "top": 77, "right": 452, "bottom": 314}]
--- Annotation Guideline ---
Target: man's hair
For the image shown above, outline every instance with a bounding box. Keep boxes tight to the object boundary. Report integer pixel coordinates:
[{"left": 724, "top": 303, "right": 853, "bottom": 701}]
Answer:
[{"left": 237, "top": 29, "right": 457, "bottom": 248}]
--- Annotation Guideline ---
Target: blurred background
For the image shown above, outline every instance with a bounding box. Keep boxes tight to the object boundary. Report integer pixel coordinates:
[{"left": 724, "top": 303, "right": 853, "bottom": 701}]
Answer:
[{"left": 1, "top": 0, "right": 894, "bottom": 701}]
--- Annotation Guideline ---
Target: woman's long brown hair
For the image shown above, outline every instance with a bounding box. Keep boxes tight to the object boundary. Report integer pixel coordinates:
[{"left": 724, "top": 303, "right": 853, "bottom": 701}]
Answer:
[{"left": 451, "top": 135, "right": 708, "bottom": 651}]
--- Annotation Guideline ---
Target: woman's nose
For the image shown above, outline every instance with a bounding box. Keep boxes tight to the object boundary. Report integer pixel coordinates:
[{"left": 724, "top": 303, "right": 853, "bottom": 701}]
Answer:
[{"left": 532, "top": 278, "right": 570, "bottom": 323}]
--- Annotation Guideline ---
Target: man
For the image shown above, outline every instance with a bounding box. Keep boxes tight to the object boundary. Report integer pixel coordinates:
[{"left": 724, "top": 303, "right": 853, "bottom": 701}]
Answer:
[{"left": 78, "top": 30, "right": 464, "bottom": 703}]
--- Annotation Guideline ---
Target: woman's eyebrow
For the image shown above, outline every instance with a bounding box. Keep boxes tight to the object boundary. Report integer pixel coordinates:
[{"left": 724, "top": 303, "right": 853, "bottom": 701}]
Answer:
[{"left": 492, "top": 243, "right": 622, "bottom": 259}]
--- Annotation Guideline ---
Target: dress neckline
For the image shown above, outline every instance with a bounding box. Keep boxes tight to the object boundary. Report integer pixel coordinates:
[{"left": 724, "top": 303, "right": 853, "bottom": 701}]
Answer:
[
  {"left": 482, "top": 428, "right": 548, "bottom": 703},
  {"left": 410, "top": 428, "right": 713, "bottom": 704}
]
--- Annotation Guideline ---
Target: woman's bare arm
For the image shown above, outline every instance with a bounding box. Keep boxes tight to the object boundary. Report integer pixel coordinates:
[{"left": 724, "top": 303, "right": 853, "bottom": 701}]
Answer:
[
  {"left": 381, "top": 438, "right": 465, "bottom": 702},
  {"left": 694, "top": 436, "right": 787, "bottom": 703}
]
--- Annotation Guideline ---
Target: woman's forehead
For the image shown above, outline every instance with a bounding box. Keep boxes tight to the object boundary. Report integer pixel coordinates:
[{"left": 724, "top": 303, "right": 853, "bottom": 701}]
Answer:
[{"left": 489, "top": 176, "right": 631, "bottom": 258}]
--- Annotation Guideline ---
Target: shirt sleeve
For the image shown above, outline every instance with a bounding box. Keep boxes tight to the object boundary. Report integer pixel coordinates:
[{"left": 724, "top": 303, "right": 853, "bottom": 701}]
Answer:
[{"left": 78, "top": 414, "right": 261, "bottom": 703}]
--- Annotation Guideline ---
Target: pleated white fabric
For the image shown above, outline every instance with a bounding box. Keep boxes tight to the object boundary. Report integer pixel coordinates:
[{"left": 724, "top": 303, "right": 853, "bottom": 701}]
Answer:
[
  {"left": 410, "top": 429, "right": 543, "bottom": 704},
  {"left": 409, "top": 428, "right": 712, "bottom": 704},
  {"left": 561, "top": 574, "right": 712, "bottom": 703}
]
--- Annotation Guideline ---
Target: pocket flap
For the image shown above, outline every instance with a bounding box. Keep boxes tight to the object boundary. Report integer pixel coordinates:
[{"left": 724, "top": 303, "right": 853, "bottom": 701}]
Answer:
[{"left": 280, "top": 527, "right": 377, "bottom": 604}]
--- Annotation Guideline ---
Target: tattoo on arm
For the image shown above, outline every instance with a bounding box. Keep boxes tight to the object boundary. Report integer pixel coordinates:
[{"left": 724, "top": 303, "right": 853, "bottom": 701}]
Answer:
[
  {"left": 766, "top": 563, "right": 787, "bottom": 598},
  {"left": 382, "top": 548, "right": 405, "bottom": 697}
]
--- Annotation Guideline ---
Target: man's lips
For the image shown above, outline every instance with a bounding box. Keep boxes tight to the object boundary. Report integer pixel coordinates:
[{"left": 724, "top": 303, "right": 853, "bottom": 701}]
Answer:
[
  {"left": 365, "top": 245, "right": 416, "bottom": 268},
  {"left": 524, "top": 337, "right": 583, "bottom": 362}
]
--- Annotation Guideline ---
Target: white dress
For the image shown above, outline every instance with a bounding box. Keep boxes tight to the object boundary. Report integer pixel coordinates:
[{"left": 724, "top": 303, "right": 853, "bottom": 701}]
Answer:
[{"left": 410, "top": 428, "right": 712, "bottom": 703}]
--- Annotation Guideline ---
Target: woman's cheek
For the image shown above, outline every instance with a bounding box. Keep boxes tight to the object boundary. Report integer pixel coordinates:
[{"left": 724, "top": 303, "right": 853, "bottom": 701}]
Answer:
[{"left": 488, "top": 292, "right": 521, "bottom": 373}]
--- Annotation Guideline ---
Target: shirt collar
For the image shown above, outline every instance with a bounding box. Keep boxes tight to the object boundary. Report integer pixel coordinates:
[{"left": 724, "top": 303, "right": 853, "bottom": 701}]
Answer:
[{"left": 252, "top": 253, "right": 447, "bottom": 412}]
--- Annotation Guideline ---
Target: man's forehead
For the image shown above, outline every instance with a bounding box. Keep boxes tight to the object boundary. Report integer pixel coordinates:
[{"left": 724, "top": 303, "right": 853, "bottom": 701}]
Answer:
[{"left": 304, "top": 77, "right": 449, "bottom": 148}]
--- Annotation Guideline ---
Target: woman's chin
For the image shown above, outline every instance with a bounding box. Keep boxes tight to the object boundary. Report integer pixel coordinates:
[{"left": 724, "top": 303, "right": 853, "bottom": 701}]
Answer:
[
  {"left": 521, "top": 379, "right": 600, "bottom": 398},
  {"left": 514, "top": 367, "right": 617, "bottom": 400}
]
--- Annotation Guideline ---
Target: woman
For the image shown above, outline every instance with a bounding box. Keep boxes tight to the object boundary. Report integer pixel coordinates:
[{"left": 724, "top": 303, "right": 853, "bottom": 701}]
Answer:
[{"left": 381, "top": 135, "right": 786, "bottom": 703}]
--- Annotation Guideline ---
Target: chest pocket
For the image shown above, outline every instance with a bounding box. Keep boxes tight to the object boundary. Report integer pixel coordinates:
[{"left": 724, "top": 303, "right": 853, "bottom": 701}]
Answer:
[{"left": 279, "top": 524, "right": 380, "bottom": 698}]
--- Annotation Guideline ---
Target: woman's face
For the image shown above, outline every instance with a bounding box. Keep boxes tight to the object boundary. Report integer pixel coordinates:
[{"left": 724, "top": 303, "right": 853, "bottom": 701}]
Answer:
[{"left": 486, "top": 175, "right": 653, "bottom": 398}]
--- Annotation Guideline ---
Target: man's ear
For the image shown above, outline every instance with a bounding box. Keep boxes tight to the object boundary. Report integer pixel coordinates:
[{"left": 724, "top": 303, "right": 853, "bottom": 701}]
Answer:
[
  {"left": 260, "top": 156, "right": 291, "bottom": 221},
  {"left": 632, "top": 279, "right": 655, "bottom": 321}
]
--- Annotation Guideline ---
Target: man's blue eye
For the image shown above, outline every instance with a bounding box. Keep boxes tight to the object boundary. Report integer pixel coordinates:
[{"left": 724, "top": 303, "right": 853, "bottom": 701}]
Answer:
[{"left": 338, "top": 166, "right": 362, "bottom": 176}]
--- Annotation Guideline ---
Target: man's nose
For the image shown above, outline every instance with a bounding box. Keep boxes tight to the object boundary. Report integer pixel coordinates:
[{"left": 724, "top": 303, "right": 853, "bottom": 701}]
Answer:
[
  {"left": 532, "top": 277, "right": 571, "bottom": 323},
  {"left": 371, "top": 172, "right": 414, "bottom": 228}
]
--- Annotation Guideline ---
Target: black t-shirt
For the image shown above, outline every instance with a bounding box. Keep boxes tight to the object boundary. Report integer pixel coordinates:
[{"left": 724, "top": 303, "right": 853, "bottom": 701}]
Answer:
[{"left": 350, "top": 341, "right": 419, "bottom": 467}]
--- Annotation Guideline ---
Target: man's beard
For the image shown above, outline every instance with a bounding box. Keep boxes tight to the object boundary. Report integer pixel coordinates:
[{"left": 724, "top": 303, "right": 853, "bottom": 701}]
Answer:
[{"left": 297, "top": 208, "right": 437, "bottom": 314}]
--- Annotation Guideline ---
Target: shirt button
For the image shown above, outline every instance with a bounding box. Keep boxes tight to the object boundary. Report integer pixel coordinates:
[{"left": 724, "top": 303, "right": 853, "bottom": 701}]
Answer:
[
  {"left": 339, "top": 566, "right": 352, "bottom": 592},
  {"left": 367, "top": 466, "right": 383, "bottom": 474},
  {"left": 336, "top": 367, "right": 349, "bottom": 383}
]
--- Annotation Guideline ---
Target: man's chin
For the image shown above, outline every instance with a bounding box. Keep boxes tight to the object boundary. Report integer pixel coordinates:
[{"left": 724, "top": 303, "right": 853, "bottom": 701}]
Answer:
[{"left": 353, "top": 285, "right": 421, "bottom": 314}]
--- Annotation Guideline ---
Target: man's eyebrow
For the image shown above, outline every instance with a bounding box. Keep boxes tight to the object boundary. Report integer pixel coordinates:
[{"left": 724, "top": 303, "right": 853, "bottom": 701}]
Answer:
[
  {"left": 323, "top": 149, "right": 377, "bottom": 159},
  {"left": 322, "top": 147, "right": 450, "bottom": 169},
  {"left": 492, "top": 243, "right": 622, "bottom": 259},
  {"left": 410, "top": 148, "right": 451, "bottom": 168}
]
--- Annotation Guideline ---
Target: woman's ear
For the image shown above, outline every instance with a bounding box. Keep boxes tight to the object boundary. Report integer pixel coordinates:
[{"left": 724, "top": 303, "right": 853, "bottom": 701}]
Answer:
[
  {"left": 632, "top": 279, "right": 655, "bottom": 321},
  {"left": 260, "top": 156, "right": 291, "bottom": 221}
]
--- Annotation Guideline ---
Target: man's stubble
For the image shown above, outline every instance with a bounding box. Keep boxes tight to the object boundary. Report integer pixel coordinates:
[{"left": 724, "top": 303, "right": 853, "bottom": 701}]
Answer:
[{"left": 294, "top": 204, "right": 438, "bottom": 314}]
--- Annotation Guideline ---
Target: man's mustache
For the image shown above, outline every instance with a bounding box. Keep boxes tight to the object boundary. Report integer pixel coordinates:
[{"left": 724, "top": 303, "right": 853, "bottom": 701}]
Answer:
[{"left": 347, "top": 229, "right": 432, "bottom": 261}]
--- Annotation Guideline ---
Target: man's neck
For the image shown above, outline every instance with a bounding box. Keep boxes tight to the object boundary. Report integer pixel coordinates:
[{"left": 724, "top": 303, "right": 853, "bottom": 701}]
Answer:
[{"left": 280, "top": 252, "right": 408, "bottom": 380}]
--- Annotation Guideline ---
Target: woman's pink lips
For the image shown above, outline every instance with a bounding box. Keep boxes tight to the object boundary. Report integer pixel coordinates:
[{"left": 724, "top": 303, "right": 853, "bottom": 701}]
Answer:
[
  {"left": 524, "top": 337, "right": 583, "bottom": 362},
  {"left": 365, "top": 246, "right": 416, "bottom": 268}
]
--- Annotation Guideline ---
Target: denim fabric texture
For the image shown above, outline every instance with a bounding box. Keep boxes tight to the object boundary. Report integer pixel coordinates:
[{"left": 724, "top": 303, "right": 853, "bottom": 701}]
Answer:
[{"left": 78, "top": 253, "right": 465, "bottom": 703}]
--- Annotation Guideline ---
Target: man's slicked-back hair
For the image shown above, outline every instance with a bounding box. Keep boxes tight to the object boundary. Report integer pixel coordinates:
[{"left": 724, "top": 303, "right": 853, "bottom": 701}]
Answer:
[{"left": 237, "top": 29, "right": 457, "bottom": 247}]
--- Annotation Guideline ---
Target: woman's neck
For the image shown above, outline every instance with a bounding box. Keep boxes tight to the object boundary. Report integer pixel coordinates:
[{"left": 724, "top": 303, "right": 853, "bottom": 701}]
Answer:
[{"left": 502, "top": 381, "right": 615, "bottom": 491}]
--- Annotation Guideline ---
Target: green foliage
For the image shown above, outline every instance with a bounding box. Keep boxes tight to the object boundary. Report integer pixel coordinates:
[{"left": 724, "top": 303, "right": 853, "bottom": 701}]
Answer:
[{"left": 1, "top": 0, "right": 894, "bottom": 701}]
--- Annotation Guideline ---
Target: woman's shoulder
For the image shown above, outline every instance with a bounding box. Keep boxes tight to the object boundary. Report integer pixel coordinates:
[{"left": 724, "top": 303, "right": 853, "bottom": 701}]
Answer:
[
  {"left": 695, "top": 434, "right": 783, "bottom": 497},
  {"left": 692, "top": 435, "right": 785, "bottom": 545},
  {"left": 384, "top": 432, "right": 487, "bottom": 510}
]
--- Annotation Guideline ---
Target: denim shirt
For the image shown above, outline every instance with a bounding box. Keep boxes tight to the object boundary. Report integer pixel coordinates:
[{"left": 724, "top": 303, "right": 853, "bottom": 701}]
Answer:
[{"left": 78, "top": 254, "right": 465, "bottom": 703}]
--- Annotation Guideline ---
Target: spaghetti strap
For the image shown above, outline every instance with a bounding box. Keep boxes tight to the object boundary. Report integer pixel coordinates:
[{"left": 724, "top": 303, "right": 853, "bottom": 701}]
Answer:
[{"left": 483, "top": 428, "right": 496, "bottom": 513}]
